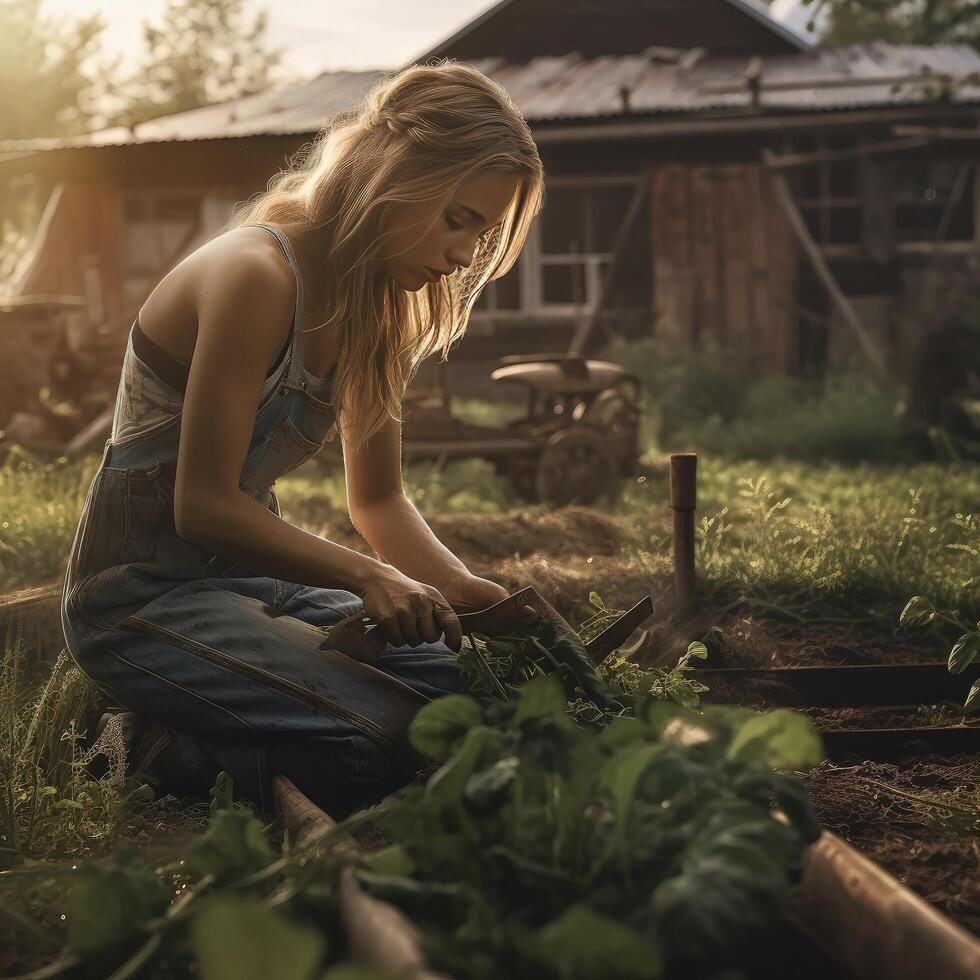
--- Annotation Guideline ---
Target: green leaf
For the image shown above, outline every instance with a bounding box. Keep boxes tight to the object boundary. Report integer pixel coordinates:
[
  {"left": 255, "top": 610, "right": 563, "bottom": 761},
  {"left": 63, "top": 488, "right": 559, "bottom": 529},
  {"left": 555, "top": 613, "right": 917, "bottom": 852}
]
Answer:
[
  {"left": 599, "top": 743, "right": 663, "bottom": 847},
  {"left": 67, "top": 841, "right": 169, "bottom": 964},
  {"left": 514, "top": 674, "right": 568, "bottom": 723},
  {"left": 966, "top": 679, "right": 980, "bottom": 711},
  {"left": 361, "top": 843, "right": 416, "bottom": 877},
  {"left": 686, "top": 641, "right": 708, "bottom": 660},
  {"left": 597, "top": 716, "right": 648, "bottom": 749},
  {"left": 185, "top": 808, "right": 276, "bottom": 884},
  {"left": 190, "top": 895, "right": 324, "bottom": 980},
  {"left": 899, "top": 595, "right": 936, "bottom": 629},
  {"left": 534, "top": 904, "right": 662, "bottom": 979},
  {"left": 209, "top": 770, "right": 235, "bottom": 812},
  {"left": 408, "top": 694, "right": 482, "bottom": 762},
  {"left": 652, "top": 851, "right": 788, "bottom": 966},
  {"left": 727, "top": 709, "right": 824, "bottom": 771},
  {"left": 424, "top": 726, "right": 505, "bottom": 805},
  {"left": 588, "top": 591, "right": 606, "bottom": 611},
  {"left": 948, "top": 632, "right": 980, "bottom": 675},
  {"left": 463, "top": 756, "right": 520, "bottom": 814}
]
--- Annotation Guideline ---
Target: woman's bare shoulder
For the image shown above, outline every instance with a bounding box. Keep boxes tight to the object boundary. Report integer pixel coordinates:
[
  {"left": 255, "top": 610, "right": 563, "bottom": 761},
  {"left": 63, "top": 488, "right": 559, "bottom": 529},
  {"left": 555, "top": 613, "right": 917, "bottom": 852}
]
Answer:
[
  {"left": 191, "top": 225, "right": 294, "bottom": 297},
  {"left": 139, "top": 225, "right": 294, "bottom": 365}
]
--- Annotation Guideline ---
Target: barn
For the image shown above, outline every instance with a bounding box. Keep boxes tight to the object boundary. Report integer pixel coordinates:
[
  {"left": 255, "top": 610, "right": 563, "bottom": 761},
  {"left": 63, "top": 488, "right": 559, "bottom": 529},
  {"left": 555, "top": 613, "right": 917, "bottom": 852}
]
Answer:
[{"left": 1, "top": 0, "right": 979, "bottom": 424}]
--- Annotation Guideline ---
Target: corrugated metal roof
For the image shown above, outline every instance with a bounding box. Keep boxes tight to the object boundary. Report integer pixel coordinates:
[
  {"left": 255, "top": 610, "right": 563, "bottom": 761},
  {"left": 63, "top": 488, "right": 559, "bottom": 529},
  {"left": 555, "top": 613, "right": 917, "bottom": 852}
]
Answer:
[{"left": 2, "top": 43, "right": 978, "bottom": 154}]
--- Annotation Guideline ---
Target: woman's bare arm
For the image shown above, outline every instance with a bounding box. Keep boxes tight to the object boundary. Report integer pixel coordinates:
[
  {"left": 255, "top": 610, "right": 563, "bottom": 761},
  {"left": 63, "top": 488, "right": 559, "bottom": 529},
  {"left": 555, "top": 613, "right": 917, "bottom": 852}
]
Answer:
[
  {"left": 172, "top": 234, "right": 383, "bottom": 593},
  {"left": 343, "top": 413, "right": 470, "bottom": 591}
]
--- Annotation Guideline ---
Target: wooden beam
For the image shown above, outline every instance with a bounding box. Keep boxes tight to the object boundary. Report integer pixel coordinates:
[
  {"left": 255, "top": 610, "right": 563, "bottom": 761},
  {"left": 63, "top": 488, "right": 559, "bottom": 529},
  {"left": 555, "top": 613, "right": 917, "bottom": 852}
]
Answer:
[
  {"left": 764, "top": 137, "right": 931, "bottom": 170},
  {"left": 568, "top": 170, "right": 650, "bottom": 355},
  {"left": 893, "top": 125, "right": 980, "bottom": 141},
  {"left": 760, "top": 148, "right": 888, "bottom": 378},
  {"left": 701, "top": 72, "right": 955, "bottom": 96}
]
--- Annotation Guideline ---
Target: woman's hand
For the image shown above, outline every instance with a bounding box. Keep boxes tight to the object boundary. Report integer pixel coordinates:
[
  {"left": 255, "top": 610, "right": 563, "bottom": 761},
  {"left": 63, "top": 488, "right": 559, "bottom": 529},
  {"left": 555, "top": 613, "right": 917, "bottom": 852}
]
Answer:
[
  {"left": 439, "top": 570, "right": 538, "bottom": 626},
  {"left": 359, "top": 565, "right": 463, "bottom": 652}
]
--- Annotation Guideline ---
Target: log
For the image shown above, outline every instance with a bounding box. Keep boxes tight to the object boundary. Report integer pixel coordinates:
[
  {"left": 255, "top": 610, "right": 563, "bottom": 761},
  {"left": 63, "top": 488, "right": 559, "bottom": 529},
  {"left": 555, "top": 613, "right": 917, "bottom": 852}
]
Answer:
[
  {"left": 272, "top": 776, "right": 449, "bottom": 980},
  {"left": 796, "top": 831, "right": 980, "bottom": 980}
]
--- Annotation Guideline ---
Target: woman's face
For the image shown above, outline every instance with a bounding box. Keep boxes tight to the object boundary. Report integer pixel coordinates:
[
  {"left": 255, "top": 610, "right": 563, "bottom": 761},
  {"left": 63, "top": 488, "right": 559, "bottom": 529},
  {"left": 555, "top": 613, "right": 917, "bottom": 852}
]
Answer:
[{"left": 376, "top": 170, "right": 521, "bottom": 291}]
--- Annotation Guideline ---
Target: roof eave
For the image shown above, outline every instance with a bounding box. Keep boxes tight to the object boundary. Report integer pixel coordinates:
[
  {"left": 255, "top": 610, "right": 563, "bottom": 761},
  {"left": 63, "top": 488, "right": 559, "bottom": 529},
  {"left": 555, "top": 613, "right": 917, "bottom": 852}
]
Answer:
[{"left": 723, "top": 0, "right": 813, "bottom": 51}]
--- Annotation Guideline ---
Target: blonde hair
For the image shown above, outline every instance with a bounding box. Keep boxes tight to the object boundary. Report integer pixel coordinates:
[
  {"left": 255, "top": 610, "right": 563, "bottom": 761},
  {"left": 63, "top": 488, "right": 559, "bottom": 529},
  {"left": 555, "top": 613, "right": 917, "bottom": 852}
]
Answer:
[{"left": 228, "top": 58, "right": 545, "bottom": 455}]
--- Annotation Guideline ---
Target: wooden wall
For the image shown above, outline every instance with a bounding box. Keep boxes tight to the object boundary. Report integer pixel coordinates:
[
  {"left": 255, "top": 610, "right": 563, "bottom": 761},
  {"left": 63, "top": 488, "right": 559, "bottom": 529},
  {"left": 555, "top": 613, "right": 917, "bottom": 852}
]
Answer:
[
  {"left": 16, "top": 179, "right": 121, "bottom": 325},
  {"left": 650, "top": 163, "right": 798, "bottom": 371}
]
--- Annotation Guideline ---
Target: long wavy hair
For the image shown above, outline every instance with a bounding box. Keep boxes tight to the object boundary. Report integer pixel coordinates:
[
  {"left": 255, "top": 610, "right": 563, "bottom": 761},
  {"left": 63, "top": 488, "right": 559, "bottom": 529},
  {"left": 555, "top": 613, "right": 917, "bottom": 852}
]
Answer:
[{"left": 227, "top": 59, "right": 545, "bottom": 455}]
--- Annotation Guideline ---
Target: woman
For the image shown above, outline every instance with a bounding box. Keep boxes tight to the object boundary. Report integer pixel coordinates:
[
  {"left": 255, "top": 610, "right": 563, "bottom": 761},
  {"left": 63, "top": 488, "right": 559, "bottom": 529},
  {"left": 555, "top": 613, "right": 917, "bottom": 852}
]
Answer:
[{"left": 61, "top": 60, "right": 545, "bottom": 819}]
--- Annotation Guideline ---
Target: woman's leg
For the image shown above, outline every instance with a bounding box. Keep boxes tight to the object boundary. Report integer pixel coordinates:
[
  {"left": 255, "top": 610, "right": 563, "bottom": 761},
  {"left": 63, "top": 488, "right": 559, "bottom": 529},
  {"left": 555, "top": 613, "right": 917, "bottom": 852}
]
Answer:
[{"left": 68, "top": 576, "right": 440, "bottom": 817}]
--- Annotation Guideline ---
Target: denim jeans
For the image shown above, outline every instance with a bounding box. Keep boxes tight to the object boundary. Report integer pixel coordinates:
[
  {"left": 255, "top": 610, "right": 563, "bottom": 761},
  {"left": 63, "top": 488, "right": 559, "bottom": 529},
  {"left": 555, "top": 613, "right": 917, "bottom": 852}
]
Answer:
[{"left": 60, "top": 223, "right": 466, "bottom": 818}]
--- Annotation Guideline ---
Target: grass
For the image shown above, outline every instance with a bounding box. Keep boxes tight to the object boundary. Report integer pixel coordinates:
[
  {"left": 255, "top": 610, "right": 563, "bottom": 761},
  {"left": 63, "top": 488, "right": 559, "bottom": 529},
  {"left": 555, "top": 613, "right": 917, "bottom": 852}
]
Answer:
[{"left": 0, "top": 376, "right": 978, "bottom": 971}]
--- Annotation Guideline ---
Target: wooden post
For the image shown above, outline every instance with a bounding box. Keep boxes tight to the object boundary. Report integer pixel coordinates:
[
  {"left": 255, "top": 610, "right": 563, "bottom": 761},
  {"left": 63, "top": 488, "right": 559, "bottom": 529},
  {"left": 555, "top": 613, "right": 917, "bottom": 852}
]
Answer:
[{"left": 669, "top": 452, "right": 698, "bottom": 614}]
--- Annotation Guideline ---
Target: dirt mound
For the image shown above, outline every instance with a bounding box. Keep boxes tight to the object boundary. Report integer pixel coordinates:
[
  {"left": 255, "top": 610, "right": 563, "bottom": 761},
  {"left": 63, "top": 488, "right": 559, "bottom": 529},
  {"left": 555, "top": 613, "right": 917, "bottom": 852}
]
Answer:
[
  {"left": 285, "top": 504, "right": 627, "bottom": 569},
  {"left": 470, "top": 553, "right": 670, "bottom": 630},
  {"left": 426, "top": 506, "right": 625, "bottom": 564}
]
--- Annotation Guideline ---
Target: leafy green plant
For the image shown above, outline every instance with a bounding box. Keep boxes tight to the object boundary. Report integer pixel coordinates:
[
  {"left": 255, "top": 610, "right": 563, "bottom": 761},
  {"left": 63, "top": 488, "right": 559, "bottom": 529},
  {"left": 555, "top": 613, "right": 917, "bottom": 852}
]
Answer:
[
  {"left": 899, "top": 595, "right": 980, "bottom": 711},
  {"left": 370, "top": 675, "right": 823, "bottom": 978},
  {"left": 6, "top": 616, "right": 824, "bottom": 980}
]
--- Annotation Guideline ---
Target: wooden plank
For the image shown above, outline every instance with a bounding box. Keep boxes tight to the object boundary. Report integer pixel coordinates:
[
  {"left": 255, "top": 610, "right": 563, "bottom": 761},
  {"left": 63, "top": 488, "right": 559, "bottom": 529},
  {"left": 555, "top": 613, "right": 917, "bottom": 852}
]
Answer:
[
  {"left": 720, "top": 166, "right": 752, "bottom": 358},
  {"left": 763, "top": 162, "right": 799, "bottom": 371},
  {"left": 746, "top": 165, "right": 771, "bottom": 363},
  {"left": 650, "top": 165, "right": 692, "bottom": 347},
  {"left": 765, "top": 137, "right": 931, "bottom": 170},
  {"left": 761, "top": 148, "right": 887, "bottom": 377},
  {"left": 690, "top": 165, "right": 720, "bottom": 350}
]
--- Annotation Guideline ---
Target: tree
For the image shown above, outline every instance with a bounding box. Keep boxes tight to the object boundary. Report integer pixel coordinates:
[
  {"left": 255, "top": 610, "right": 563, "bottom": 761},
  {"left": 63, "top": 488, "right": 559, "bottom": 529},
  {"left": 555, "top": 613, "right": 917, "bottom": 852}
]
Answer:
[
  {"left": 110, "top": 0, "right": 289, "bottom": 127},
  {"left": 801, "top": 0, "right": 980, "bottom": 49},
  {"left": 0, "top": 0, "right": 109, "bottom": 140}
]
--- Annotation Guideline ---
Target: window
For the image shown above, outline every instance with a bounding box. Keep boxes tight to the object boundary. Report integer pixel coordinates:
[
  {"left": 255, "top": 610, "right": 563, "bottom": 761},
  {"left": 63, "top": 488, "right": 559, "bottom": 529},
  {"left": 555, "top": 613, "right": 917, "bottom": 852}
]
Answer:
[
  {"left": 793, "top": 135, "right": 863, "bottom": 249},
  {"left": 462, "top": 177, "right": 643, "bottom": 322},
  {"left": 119, "top": 192, "right": 203, "bottom": 273},
  {"left": 889, "top": 158, "right": 975, "bottom": 244},
  {"left": 538, "top": 180, "right": 635, "bottom": 311},
  {"left": 474, "top": 262, "right": 522, "bottom": 313}
]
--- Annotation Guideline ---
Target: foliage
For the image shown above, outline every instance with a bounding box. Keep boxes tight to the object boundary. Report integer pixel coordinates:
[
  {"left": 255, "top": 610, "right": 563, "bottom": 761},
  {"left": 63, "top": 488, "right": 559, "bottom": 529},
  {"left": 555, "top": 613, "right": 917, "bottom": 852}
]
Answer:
[
  {"left": 801, "top": 0, "right": 980, "bottom": 49},
  {"left": 454, "top": 590, "right": 710, "bottom": 731},
  {"left": 0, "top": 629, "right": 210, "bottom": 878},
  {"left": 899, "top": 595, "right": 980, "bottom": 710},
  {"left": 371, "top": 676, "right": 823, "bottom": 978},
  {"left": 0, "top": 0, "right": 108, "bottom": 141},
  {"left": 118, "top": 0, "right": 292, "bottom": 126},
  {"left": 0, "top": 448, "right": 97, "bottom": 590},
  {"left": 1, "top": 612, "right": 824, "bottom": 979},
  {"left": 693, "top": 460, "right": 979, "bottom": 632}
]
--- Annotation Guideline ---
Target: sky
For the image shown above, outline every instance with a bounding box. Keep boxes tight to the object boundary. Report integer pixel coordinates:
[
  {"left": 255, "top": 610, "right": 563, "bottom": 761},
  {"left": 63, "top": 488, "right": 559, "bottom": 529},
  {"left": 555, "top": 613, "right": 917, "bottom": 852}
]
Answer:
[{"left": 40, "top": 0, "right": 503, "bottom": 79}]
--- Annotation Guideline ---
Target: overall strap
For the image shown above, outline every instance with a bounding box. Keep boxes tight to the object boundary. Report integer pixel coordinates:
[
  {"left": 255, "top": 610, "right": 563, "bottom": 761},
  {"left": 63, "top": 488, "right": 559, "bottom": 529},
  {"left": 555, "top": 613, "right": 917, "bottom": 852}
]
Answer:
[{"left": 244, "top": 223, "right": 307, "bottom": 387}]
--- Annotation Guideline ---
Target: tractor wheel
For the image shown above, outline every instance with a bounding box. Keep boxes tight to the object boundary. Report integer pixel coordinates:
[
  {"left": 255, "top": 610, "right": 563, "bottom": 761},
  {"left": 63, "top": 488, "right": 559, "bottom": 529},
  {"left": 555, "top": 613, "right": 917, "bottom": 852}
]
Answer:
[
  {"left": 583, "top": 387, "right": 640, "bottom": 435},
  {"left": 535, "top": 427, "right": 623, "bottom": 506}
]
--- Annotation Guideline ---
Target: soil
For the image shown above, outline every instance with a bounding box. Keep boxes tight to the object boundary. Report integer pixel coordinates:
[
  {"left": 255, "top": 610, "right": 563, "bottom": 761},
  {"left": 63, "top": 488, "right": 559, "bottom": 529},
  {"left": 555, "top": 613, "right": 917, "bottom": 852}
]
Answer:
[
  {"left": 704, "top": 613, "right": 944, "bottom": 668},
  {"left": 802, "top": 755, "right": 980, "bottom": 936},
  {"left": 801, "top": 704, "right": 980, "bottom": 732}
]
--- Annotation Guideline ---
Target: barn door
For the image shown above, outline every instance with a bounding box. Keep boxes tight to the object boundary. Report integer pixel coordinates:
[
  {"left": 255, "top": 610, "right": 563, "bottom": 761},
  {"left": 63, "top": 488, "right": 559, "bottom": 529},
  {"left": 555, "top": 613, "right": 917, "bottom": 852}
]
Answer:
[{"left": 650, "top": 163, "right": 797, "bottom": 370}]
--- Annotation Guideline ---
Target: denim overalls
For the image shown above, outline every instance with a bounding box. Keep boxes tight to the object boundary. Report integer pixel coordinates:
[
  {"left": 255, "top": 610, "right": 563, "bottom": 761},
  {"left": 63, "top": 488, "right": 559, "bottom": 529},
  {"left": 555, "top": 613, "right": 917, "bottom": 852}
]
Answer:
[{"left": 60, "top": 223, "right": 467, "bottom": 818}]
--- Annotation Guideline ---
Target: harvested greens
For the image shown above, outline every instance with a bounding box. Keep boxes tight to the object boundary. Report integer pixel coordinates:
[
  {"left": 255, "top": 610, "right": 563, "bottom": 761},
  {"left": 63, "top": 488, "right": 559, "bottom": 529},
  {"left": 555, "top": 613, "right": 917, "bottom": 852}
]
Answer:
[{"left": 20, "top": 605, "right": 825, "bottom": 979}]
